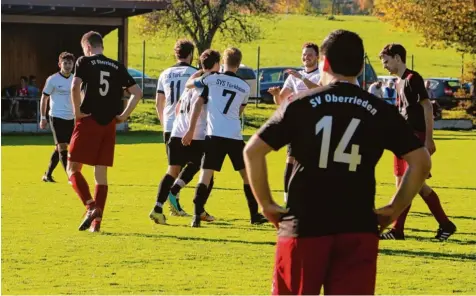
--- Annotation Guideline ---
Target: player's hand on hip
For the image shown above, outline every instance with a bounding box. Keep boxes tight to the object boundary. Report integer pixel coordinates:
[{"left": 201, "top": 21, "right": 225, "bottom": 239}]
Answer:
[
  {"left": 285, "top": 69, "right": 302, "bottom": 80},
  {"left": 262, "top": 202, "right": 289, "bottom": 229},
  {"left": 374, "top": 205, "right": 399, "bottom": 233},
  {"left": 425, "top": 138, "right": 436, "bottom": 155},
  {"left": 115, "top": 114, "right": 128, "bottom": 123},
  {"left": 39, "top": 119, "right": 47, "bottom": 129},
  {"left": 182, "top": 131, "right": 193, "bottom": 146},
  {"left": 267, "top": 87, "right": 281, "bottom": 96},
  {"left": 75, "top": 112, "right": 91, "bottom": 120}
]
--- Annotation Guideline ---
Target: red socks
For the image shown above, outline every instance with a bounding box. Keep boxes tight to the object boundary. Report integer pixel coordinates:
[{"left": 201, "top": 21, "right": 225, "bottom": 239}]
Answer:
[
  {"left": 94, "top": 185, "right": 108, "bottom": 214},
  {"left": 421, "top": 190, "right": 450, "bottom": 225},
  {"left": 69, "top": 172, "right": 95, "bottom": 208},
  {"left": 392, "top": 203, "right": 412, "bottom": 233}
]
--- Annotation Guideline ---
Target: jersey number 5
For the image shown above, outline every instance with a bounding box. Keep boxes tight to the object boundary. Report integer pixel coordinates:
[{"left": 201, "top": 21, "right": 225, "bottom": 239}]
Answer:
[
  {"left": 315, "top": 116, "right": 362, "bottom": 172},
  {"left": 222, "top": 90, "right": 237, "bottom": 114},
  {"left": 99, "top": 71, "right": 110, "bottom": 96}
]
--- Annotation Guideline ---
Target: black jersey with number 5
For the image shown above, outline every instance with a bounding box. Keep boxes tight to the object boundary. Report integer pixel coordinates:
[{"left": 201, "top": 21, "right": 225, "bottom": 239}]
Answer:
[
  {"left": 258, "top": 82, "right": 423, "bottom": 237},
  {"left": 74, "top": 54, "right": 136, "bottom": 125}
]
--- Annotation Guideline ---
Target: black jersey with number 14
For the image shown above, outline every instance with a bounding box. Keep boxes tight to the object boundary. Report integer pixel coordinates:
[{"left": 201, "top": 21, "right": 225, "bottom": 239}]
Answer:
[
  {"left": 74, "top": 54, "right": 136, "bottom": 125},
  {"left": 258, "top": 82, "right": 423, "bottom": 237}
]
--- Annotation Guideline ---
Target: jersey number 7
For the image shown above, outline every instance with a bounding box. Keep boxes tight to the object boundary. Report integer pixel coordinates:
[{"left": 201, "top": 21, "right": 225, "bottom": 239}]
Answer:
[
  {"left": 315, "top": 116, "right": 362, "bottom": 172},
  {"left": 222, "top": 89, "right": 237, "bottom": 114}
]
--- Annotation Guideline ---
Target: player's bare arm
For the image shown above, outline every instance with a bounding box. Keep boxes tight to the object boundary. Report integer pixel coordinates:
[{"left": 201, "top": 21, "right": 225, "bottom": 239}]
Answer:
[
  {"left": 155, "top": 92, "right": 166, "bottom": 124},
  {"left": 269, "top": 87, "right": 293, "bottom": 105},
  {"left": 39, "top": 93, "right": 50, "bottom": 129},
  {"left": 116, "top": 84, "right": 143, "bottom": 123},
  {"left": 375, "top": 147, "right": 431, "bottom": 232},
  {"left": 239, "top": 104, "right": 246, "bottom": 116},
  {"left": 420, "top": 98, "right": 436, "bottom": 155},
  {"left": 71, "top": 77, "right": 90, "bottom": 120},
  {"left": 185, "top": 70, "right": 204, "bottom": 89},
  {"left": 244, "top": 135, "right": 289, "bottom": 228},
  {"left": 286, "top": 69, "right": 319, "bottom": 89},
  {"left": 182, "top": 96, "right": 204, "bottom": 146}
]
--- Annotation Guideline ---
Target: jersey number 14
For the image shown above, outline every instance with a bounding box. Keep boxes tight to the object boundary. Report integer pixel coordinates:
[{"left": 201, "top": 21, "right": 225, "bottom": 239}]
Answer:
[{"left": 315, "top": 116, "right": 362, "bottom": 172}]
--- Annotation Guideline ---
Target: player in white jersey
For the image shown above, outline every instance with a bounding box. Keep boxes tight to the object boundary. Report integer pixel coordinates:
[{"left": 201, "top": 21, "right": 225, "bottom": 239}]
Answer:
[
  {"left": 39, "top": 52, "right": 75, "bottom": 182},
  {"left": 149, "top": 50, "right": 221, "bottom": 224},
  {"left": 156, "top": 39, "right": 198, "bottom": 145},
  {"left": 183, "top": 47, "right": 267, "bottom": 227},
  {"left": 268, "top": 43, "right": 321, "bottom": 202}
]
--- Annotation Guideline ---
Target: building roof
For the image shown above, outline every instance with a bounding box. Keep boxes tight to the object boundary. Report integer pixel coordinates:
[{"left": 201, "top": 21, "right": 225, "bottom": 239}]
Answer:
[{"left": 1, "top": 0, "right": 168, "bottom": 17}]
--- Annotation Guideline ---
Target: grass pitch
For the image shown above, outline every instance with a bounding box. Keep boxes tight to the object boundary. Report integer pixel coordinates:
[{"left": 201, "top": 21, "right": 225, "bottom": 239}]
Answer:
[{"left": 2, "top": 124, "right": 476, "bottom": 294}]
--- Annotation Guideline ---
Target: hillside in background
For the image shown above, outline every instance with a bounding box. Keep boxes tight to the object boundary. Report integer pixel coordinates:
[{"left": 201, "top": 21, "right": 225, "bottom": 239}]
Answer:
[{"left": 104, "top": 14, "right": 464, "bottom": 79}]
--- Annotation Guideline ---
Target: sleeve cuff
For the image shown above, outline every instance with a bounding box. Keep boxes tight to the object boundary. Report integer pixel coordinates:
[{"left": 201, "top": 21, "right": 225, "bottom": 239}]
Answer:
[
  {"left": 42, "top": 92, "right": 50, "bottom": 96},
  {"left": 157, "top": 90, "right": 165, "bottom": 94}
]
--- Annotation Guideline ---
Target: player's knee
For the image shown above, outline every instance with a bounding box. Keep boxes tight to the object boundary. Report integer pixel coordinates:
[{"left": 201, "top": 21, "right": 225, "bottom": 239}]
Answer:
[
  {"left": 167, "top": 166, "right": 181, "bottom": 178},
  {"left": 419, "top": 183, "right": 431, "bottom": 196},
  {"left": 94, "top": 166, "right": 108, "bottom": 185},
  {"left": 57, "top": 143, "right": 68, "bottom": 152},
  {"left": 67, "top": 161, "right": 80, "bottom": 177},
  {"left": 199, "top": 169, "right": 213, "bottom": 186}
]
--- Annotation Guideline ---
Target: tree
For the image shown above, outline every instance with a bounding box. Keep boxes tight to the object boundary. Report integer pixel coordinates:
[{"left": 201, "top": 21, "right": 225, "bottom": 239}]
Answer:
[
  {"left": 137, "top": 0, "right": 272, "bottom": 55},
  {"left": 375, "top": 0, "right": 476, "bottom": 54}
]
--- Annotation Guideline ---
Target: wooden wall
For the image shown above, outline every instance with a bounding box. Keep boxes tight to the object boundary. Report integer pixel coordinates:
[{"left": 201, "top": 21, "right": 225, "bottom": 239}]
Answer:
[{"left": 1, "top": 23, "right": 117, "bottom": 91}]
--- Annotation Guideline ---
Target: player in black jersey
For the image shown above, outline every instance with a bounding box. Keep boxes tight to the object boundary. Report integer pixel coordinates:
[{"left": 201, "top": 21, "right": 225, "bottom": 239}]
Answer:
[
  {"left": 68, "top": 31, "right": 143, "bottom": 232},
  {"left": 244, "top": 30, "right": 431, "bottom": 295}
]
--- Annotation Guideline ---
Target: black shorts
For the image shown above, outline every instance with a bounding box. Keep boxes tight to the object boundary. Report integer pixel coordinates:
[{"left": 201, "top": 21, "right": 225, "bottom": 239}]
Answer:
[
  {"left": 49, "top": 116, "right": 74, "bottom": 144},
  {"left": 202, "top": 136, "right": 245, "bottom": 172},
  {"left": 167, "top": 137, "right": 204, "bottom": 167}
]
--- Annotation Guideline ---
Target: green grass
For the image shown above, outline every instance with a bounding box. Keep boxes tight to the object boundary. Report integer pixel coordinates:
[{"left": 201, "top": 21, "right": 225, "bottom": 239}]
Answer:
[
  {"left": 2, "top": 120, "right": 476, "bottom": 294},
  {"left": 104, "top": 15, "right": 465, "bottom": 79}
]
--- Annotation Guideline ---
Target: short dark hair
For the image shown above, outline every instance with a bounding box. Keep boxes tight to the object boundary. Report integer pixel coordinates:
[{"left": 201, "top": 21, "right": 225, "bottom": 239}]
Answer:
[
  {"left": 303, "top": 42, "right": 319, "bottom": 56},
  {"left": 59, "top": 52, "right": 75, "bottom": 62},
  {"left": 380, "top": 43, "right": 407, "bottom": 64},
  {"left": 174, "top": 39, "right": 195, "bottom": 59},
  {"left": 223, "top": 47, "right": 242, "bottom": 68},
  {"left": 20, "top": 76, "right": 28, "bottom": 82},
  {"left": 200, "top": 49, "right": 221, "bottom": 70},
  {"left": 29, "top": 75, "right": 36, "bottom": 81},
  {"left": 321, "top": 30, "right": 364, "bottom": 77},
  {"left": 81, "top": 31, "right": 103, "bottom": 48}
]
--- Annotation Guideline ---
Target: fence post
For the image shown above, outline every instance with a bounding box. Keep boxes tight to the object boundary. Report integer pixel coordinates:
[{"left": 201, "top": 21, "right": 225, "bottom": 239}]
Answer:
[
  {"left": 256, "top": 46, "right": 260, "bottom": 107},
  {"left": 362, "top": 53, "right": 366, "bottom": 90},
  {"left": 142, "top": 40, "right": 146, "bottom": 103}
]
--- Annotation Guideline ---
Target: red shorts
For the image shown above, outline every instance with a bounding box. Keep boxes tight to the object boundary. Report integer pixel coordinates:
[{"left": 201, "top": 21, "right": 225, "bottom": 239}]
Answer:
[
  {"left": 68, "top": 117, "right": 116, "bottom": 167},
  {"left": 272, "top": 233, "right": 379, "bottom": 295},
  {"left": 394, "top": 131, "right": 431, "bottom": 178}
]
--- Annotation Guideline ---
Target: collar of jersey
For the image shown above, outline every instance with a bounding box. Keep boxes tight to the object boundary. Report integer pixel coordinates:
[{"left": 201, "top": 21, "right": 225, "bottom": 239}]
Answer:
[
  {"left": 223, "top": 71, "right": 238, "bottom": 77},
  {"left": 303, "top": 67, "right": 319, "bottom": 74},
  {"left": 58, "top": 72, "right": 71, "bottom": 79},
  {"left": 173, "top": 61, "right": 191, "bottom": 67}
]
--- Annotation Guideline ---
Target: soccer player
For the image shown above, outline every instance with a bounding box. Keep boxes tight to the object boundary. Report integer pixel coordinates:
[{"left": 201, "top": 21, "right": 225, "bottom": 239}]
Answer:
[
  {"left": 379, "top": 43, "right": 457, "bottom": 241},
  {"left": 184, "top": 47, "right": 267, "bottom": 227},
  {"left": 39, "top": 52, "right": 76, "bottom": 182},
  {"left": 267, "top": 43, "right": 321, "bottom": 202},
  {"left": 244, "top": 30, "right": 431, "bottom": 295},
  {"left": 155, "top": 39, "right": 199, "bottom": 213},
  {"left": 149, "top": 49, "right": 221, "bottom": 224},
  {"left": 68, "top": 31, "right": 143, "bottom": 232}
]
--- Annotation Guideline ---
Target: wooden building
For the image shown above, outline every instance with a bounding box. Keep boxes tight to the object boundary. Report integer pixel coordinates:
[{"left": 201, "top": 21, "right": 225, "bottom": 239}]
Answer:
[{"left": 1, "top": 0, "right": 167, "bottom": 89}]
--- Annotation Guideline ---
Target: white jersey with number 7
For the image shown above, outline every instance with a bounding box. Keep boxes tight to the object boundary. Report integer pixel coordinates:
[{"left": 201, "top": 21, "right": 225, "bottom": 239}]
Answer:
[{"left": 194, "top": 71, "right": 250, "bottom": 140}]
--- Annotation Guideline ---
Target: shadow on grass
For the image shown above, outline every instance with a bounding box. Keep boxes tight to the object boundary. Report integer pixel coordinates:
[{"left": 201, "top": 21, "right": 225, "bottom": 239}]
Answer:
[
  {"left": 101, "top": 231, "right": 276, "bottom": 246},
  {"left": 379, "top": 248, "right": 475, "bottom": 262},
  {"left": 410, "top": 211, "right": 475, "bottom": 221},
  {"left": 1, "top": 130, "right": 254, "bottom": 146},
  {"left": 378, "top": 182, "right": 476, "bottom": 191},
  {"left": 401, "top": 234, "right": 476, "bottom": 245},
  {"left": 406, "top": 227, "right": 474, "bottom": 236}
]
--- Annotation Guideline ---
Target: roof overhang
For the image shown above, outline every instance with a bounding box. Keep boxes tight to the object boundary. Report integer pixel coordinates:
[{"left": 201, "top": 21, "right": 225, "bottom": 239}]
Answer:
[{"left": 1, "top": 0, "right": 168, "bottom": 18}]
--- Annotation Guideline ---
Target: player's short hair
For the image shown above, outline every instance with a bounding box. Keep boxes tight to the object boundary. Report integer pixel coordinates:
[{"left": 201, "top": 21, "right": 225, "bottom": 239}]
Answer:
[
  {"left": 223, "top": 47, "right": 242, "bottom": 68},
  {"left": 59, "top": 52, "right": 75, "bottom": 62},
  {"left": 321, "top": 30, "right": 364, "bottom": 77},
  {"left": 303, "top": 42, "right": 319, "bottom": 56},
  {"left": 174, "top": 39, "right": 195, "bottom": 59},
  {"left": 81, "top": 31, "right": 103, "bottom": 48},
  {"left": 200, "top": 49, "right": 221, "bottom": 70},
  {"left": 379, "top": 43, "right": 407, "bottom": 64}
]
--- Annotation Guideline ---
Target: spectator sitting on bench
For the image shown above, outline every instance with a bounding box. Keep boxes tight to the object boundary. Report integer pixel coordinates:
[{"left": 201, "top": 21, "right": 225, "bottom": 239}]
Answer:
[{"left": 28, "top": 75, "right": 40, "bottom": 97}]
